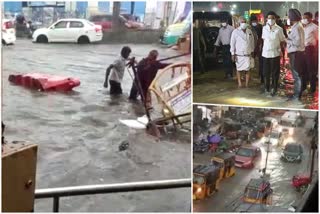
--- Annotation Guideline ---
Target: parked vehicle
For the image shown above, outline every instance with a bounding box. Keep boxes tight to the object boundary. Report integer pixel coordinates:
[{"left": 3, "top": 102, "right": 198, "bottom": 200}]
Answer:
[
  {"left": 2, "top": 19, "right": 16, "bottom": 45},
  {"left": 211, "top": 152, "right": 236, "bottom": 179},
  {"left": 89, "top": 15, "right": 112, "bottom": 31},
  {"left": 280, "top": 111, "right": 300, "bottom": 127},
  {"left": 120, "top": 14, "right": 144, "bottom": 29},
  {"left": 281, "top": 143, "right": 303, "bottom": 163},
  {"left": 32, "top": 19, "right": 102, "bottom": 44},
  {"left": 193, "top": 165, "right": 221, "bottom": 200},
  {"left": 235, "top": 146, "right": 261, "bottom": 168},
  {"left": 89, "top": 14, "right": 144, "bottom": 32},
  {"left": 26, "top": 21, "right": 37, "bottom": 38},
  {"left": 161, "top": 11, "right": 191, "bottom": 46},
  {"left": 265, "top": 130, "right": 282, "bottom": 145}
]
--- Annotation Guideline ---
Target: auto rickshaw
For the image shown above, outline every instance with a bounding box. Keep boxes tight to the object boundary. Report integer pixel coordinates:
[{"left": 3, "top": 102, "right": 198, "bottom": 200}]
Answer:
[
  {"left": 193, "top": 165, "right": 220, "bottom": 200},
  {"left": 242, "top": 178, "right": 273, "bottom": 205},
  {"left": 211, "top": 152, "right": 236, "bottom": 180}
]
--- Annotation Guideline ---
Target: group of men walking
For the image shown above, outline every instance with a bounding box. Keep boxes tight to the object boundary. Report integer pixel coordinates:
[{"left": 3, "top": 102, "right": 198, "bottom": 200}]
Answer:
[{"left": 213, "top": 9, "right": 318, "bottom": 105}]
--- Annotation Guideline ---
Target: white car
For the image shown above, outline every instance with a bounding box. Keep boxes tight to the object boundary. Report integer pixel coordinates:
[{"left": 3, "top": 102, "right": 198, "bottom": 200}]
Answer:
[
  {"left": 32, "top": 19, "right": 103, "bottom": 44},
  {"left": 265, "top": 130, "right": 281, "bottom": 145},
  {"left": 2, "top": 19, "right": 16, "bottom": 45}
]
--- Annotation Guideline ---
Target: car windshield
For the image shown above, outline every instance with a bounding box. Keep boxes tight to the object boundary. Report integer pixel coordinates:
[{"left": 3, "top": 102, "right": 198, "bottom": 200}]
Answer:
[
  {"left": 237, "top": 148, "right": 254, "bottom": 157},
  {"left": 193, "top": 174, "right": 205, "bottom": 185},
  {"left": 286, "top": 144, "right": 300, "bottom": 153}
]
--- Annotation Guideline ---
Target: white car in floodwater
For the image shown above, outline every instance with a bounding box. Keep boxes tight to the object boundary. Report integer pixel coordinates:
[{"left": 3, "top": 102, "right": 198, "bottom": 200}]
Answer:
[
  {"left": 32, "top": 18, "right": 103, "bottom": 44},
  {"left": 2, "top": 19, "right": 16, "bottom": 45}
]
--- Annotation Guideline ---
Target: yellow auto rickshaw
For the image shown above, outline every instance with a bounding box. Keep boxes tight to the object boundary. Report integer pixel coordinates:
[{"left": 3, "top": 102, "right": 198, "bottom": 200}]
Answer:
[
  {"left": 242, "top": 178, "right": 273, "bottom": 205},
  {"left": 193, "top": 165, "right": 220, "bottom": 200},
  {"left": 211, "top": 152, "right": 236, "bottom": 180}
]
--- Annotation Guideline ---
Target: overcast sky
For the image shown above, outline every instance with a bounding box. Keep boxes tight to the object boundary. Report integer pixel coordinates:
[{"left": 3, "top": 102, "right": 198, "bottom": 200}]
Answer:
[{"left": 193, "top": 2, "right": 319, "bottom": 17}]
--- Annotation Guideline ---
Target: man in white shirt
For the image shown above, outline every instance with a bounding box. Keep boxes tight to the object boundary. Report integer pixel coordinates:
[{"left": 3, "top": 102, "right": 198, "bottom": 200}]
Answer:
[
  {"left": 104, "top": 46, "right": 131, "bottom": 95},
  {"left": 286, "top": 9, "right": 305, "bottom": 103},
  {"left": 301, "top": 12, "right": 318, "bottom": 95},
  {"left": 230, "top": 17, "right": 255, "bottom": 88},
  {"left": 215, "top": 18, "right": 234, "bottom": 80},
  {"left": 261, "top": 11, "right": 286, "bottom": 97}
]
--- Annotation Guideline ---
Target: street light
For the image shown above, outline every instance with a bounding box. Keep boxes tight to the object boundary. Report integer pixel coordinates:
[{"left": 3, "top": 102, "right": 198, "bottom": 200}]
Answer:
[
  {"left": 231, "top": 10, "right": 235, "bottom": 15},
  {"left": 233, "top": 4, "right": 237, "bottom": 9},
  {"left": 212, "top": 7, "right": 218, "bottom": 12}
]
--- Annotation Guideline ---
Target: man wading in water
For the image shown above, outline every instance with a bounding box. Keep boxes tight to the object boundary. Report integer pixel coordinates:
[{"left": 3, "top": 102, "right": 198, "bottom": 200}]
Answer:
[
  {"left": 103, "top": 46, "right": 132, "bottom": 95},
  {"left": 129, "top": 50, "right": 170, "bottom": 109}
]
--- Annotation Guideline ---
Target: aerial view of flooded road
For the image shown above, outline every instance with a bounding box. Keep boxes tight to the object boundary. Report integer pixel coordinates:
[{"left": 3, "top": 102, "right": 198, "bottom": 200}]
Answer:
[
  {"left": 193, "top": 106, "right": 318, "bottom": 212},
  {"left": 2, "top": 39, "right": 191, "bottom": 212}
]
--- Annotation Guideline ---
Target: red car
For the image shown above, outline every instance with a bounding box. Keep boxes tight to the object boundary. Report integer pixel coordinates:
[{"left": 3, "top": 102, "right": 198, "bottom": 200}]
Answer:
[
  {"left": 235, "top": 146, "right": 261, "bottom": 168},
  {"left": 89, "top": 15, "right": 113, "bottom": 31},
  {"left": 89, "top": 14, "right": 144, "bottom": 32}
]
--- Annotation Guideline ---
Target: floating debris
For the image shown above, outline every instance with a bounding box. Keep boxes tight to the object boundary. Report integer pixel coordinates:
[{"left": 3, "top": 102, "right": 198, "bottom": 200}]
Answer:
[{"left": 118, "top": 140, "right": 129, "bottom": 151}]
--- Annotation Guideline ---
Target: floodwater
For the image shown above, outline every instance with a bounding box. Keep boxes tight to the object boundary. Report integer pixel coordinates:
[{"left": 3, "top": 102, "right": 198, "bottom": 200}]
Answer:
[
  {"left": 193, "top": 111, "right": 318, "bottom": 212},
  {"left": 193, "top": 66, "right": 316, "bottom": 109},
  {"left": 2, "top": 39, "right": 191, "bottom": 212}
]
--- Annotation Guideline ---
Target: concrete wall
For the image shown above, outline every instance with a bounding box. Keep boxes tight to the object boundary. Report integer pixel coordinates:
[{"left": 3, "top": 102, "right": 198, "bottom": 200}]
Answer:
[{"left": 101, "top": 29, "right": 164, "bottom": 44}]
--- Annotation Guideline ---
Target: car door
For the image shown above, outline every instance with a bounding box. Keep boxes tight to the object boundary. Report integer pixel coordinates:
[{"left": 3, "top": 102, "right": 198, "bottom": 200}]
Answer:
[
  {"left": 47, "top": 21, "right": 68, "bottom": 42},
  {"left": 68, "top": 21, "right": 85, "bottom": 42}
]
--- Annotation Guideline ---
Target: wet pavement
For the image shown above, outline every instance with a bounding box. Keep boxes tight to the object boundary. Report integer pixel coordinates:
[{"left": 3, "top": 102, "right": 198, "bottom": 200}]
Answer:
[
  {"left": 2, "top": 39, "right": 191, "bottom": 212},
  {"left": 193, "top": 111, "right": 318, "bottom": 212},
  {"left": 193, "top": 65, "right": 315, "bottom": 109}
]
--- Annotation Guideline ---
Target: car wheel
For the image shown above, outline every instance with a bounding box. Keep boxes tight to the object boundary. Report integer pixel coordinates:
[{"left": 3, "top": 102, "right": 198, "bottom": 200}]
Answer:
[
  {"left": 37, "top": 35, "right": 48, "bottom": 43},
  {"left": 2, "top": 39, "right": 7, "bottom": 45},
  {"left": 78, "top": 36, "right": 90, "bottom": 44}
]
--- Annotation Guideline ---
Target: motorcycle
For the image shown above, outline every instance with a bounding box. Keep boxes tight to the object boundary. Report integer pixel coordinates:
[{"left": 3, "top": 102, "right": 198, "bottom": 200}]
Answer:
[{"left": 26, "top": 21, "right": 37, "bottom": 39}]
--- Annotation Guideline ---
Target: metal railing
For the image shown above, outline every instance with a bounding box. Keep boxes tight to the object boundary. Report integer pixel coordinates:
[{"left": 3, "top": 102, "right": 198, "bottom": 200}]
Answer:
[{"left": 35, "top": 178, "right": 191, "bottom": 212}]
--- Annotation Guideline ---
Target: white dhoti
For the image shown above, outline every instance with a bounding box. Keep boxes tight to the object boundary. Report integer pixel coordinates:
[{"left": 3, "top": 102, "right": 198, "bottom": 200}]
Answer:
[{"left": 235, "top": 56, "right": 251, "bottom": 71}]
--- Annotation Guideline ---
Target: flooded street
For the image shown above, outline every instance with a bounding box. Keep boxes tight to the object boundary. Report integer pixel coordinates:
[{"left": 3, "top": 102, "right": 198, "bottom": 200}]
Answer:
[
  {"left": 2, "top": 39, "right": 191, "bottom": 212},
  {"left": 193, "top": 66, "right": 314, "bottom": 109},
  {"left": 193, "top": 111, "right": 317, "bottom": 212}
]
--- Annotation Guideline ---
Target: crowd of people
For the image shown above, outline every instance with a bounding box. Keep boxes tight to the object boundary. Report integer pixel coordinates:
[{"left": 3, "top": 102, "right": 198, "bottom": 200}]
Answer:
[{"left": 203, "top": 9, "right": 319, "bottom": 106}]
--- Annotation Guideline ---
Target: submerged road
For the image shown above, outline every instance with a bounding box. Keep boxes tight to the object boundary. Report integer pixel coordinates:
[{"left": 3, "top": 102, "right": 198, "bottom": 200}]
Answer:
[
  {"left": 193, "top": 65, "right": 315, "bottom": 109},
  {"left": 2, "top": 39, "right": 191, "bottom": 212},
  {"left": 193, "top": 111, "right": 318, "bottom": 212}
]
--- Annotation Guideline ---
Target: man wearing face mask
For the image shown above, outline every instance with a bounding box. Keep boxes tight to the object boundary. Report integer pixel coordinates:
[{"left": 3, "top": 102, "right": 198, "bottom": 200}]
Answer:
[
  {"left": 214, "top": 18, "right": 234, "bottom": 80},
  {"left": 230, "top": 17, "right": 255, "bottom": 88},
  {"left": 286, "top": 9, "right": 305, "bottom": 104},
  {"left": 250, "top": 14, "right": 264, "bottom": 86},
  {"left": 301, "top": 12, "right": 318, "bottom": 96},
  {"left": 261, "top": 11, "right": 286, "bottom": 97}
]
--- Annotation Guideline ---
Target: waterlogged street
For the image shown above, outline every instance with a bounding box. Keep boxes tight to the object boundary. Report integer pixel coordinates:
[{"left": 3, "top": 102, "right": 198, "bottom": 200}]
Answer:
[
  {"left": 2, "top": 39, "right": 191, "bottom": 212},
  {"left": 193, "top": 111, "right": 318, "bottom": 212},
  {"left": 193, "top": 63, "right": 316, "bottom": 110}
]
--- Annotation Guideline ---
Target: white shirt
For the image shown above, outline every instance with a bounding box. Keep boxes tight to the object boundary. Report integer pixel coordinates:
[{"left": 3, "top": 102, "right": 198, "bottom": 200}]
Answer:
[
  {"left": 215, "top": 25, "right": 234, "bottom": 46},
  {"left": 287, "top": 22, "right": 305, "bottom": 53},
  {"left": 230, "top": 27, "right": 255, "bottom": 56},
  {"left": 109, "top": 56, "right": 126, "bottom": 83},
  {"left": 303, "top": 22, "right": 318, "bottom": 47},
  {"left": 262, "top": 24, "right": 286, "bottom": 58}
]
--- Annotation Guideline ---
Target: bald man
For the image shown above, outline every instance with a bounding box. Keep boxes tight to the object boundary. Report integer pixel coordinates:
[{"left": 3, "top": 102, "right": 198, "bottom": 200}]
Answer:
[
  {"left": 129, "top": 50, "right": 170, "bottom": 105},
  {"left": 230, "top": 16, "right": 255, "bottom": 88}
]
